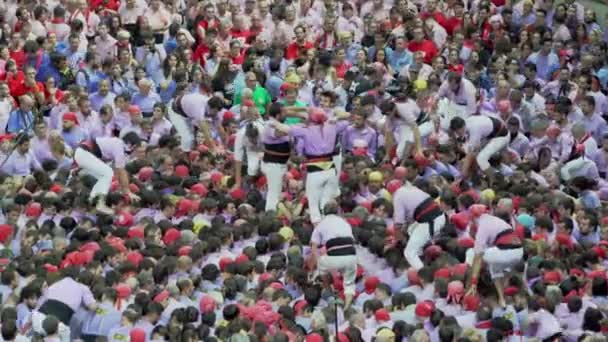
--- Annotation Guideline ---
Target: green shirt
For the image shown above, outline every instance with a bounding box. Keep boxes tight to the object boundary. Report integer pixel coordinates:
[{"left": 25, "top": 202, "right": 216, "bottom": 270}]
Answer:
[
  {"left": 280, "top": 100, "right": 307, "bottom": 125},
  {"left": 234, "top": 85, "right": 272, "bottom": 115}
]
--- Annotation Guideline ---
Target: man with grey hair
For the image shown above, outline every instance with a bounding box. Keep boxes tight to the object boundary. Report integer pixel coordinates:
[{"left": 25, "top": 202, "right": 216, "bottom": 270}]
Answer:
[
  {"left": 410, "top": 329, "right": 430, "bottom": 342},
  {"left": 131, "top": 78, "right": 161, "bottom": 117},
  {"left": 309, "top": 200, "right": 358, "bottom": 308}
]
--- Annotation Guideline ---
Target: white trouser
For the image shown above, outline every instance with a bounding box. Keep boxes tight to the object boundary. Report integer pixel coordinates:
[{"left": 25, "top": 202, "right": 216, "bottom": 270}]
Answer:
[
  {"left": 261, "top": 162, "right": 287, "bottom": 211},
  {"left": 483, "top": 247, "right": 524, "bottom": 279},
  {"left": 306, "top": 168, "right": 339, "bottom": 223},
  {"left": 404, "top": 214, "right": 446, "bottom": 270},
  {"left": 168, "top": 102, "right": 194, "bottom": 152},
  {"left": 317, "top": 254, "right": 358, "bottom": 295},
  {"left": 396, "top": 125, "right": 415, "bottom": 160},
  {"left": 74, "top": 148, "right": 113, "bottom": 199},
  {"left": 245, "top": 150, "right": 262, "bottom": 176},
  {"left": 477, "top": 135, "right": 510, "bottom": 171},
  {"left": 332, "top": 152, "right": 342, "bottom": 197}
]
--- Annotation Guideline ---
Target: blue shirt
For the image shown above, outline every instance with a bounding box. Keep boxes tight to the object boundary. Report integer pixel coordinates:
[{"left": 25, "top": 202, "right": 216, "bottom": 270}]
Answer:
[
  {"left": 62, "top": 127, "right": 87, "bottom": 149},
  {"left": 527, "top": 52, "right": 559, "bottom": 81},
  {"left": 81, "top": 302, "right": 122, "bottom": 337},
  {"left": 159, "top": 80, "right": 177, "bottom": 103},
  {"left": 386, "top": 48, "right": 413, "bottom": 72},
  {"left": 77, "top": 68, "right": 106, "bottom": 93},
  {"left": 6, "top": 110, "right": 34, "bottom": 133},
  {"left": 132, "top": 92, "right": 161, "bottom": 113},
  {"left": 265, "top": 75, "right": 284, "bottom": 100}
]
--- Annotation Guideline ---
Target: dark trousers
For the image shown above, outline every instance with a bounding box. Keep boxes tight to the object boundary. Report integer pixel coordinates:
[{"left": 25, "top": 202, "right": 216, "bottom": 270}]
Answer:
[{"left": 39, "top": 299, "right": 74, "bottom": 326}]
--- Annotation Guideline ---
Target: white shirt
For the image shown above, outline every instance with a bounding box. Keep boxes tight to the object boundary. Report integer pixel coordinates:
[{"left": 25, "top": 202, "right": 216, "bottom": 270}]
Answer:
[{"left": 0, "top": 98, "right": 13, "bottom": 134}]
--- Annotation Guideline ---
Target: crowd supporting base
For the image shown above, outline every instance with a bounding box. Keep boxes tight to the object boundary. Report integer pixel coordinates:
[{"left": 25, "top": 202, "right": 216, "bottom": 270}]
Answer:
[{"left": 1, "top": 0, "right": 608, "bottom": 340}]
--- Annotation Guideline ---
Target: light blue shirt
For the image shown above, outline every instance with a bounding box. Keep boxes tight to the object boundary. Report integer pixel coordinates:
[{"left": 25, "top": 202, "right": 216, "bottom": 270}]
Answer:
[
  {"left": 81, "top": 302, "right": 122, "bottom": 337},
  {"left": 386, "top": 48, "right": 413, "bottom": 72},
  {"left": 527, "top": 52, "right": 559, "bottom": 81},
  {"left": 6, "top": 110, "right": 34, "bottom": 133},
  {"left": 132, "top": 92, "right": 161, "bottom": 114}
]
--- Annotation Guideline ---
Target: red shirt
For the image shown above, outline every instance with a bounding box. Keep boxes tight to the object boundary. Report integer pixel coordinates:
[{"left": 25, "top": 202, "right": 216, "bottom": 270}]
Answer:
[
  {"left": 408, "top": 40, "right": 438, "bottom": 64},
  {"left": 285, "top": 41, "right": 314, "bottom": 60},
  {"left": 9, "top": 49, "right": 25, "bottom": 68},
  {"left": 193, "top": 44, "right": 209, "bottom": 67},
  {"left": 230, "top": 50, "right": 245, "bottom": 65},
  {"left": 230, "top": 29, "right": 251, "bottom": 42},
  {"left": 11, "top": 80, "right": 45, "bottom": 99},
  {"left": 2, "top": 71, "right": 25, "bottom": 93},
  {"left": 444, "top": 17, "right": 463, "bottom": 35},
  {"left": 335, "top": 62, "right": 352, "bottom": 79},
  {"left": 419, "top": 11, "right": 448, "bottom": 29}
]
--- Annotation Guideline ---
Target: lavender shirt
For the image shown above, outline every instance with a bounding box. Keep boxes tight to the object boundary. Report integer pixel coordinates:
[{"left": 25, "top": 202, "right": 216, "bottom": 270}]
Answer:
[
  {"left": 289, "top": 121, "right": 348, "bottom": 157},
  {"left": 392, "top": 182, "right": 432, "bottom": 226},
  {"left": 96, "top": 137, "right": 127, "bottom": 168},
  {"left": 473, "top": 214, "right": 513, "bottom": 253},
  {"left": 41, "top": 277, "right": 95, "bottom": 312}
]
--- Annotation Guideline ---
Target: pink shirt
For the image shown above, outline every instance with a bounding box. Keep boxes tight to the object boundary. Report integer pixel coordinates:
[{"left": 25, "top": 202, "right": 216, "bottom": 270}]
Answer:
[{"left": 41, "top": 277, "right": 95, "bottom": 312}]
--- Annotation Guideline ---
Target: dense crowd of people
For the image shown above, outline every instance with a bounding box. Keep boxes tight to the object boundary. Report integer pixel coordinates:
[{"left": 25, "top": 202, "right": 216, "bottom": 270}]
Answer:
[{"left": 1, "top": 0, "right": 608, "bottom": 340}]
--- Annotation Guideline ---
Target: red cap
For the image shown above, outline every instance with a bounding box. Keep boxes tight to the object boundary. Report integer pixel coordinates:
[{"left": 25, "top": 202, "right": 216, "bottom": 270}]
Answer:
[
  {"left": 229, "top": 188, "right": 246, "bottom": 201},
  {"left": 450, "top": 212, "right": 470, "bottom": 231},
  {"left": 127, "top": 226, "right": 145, "bottom": 239},
  {"left": 452, "top": 263, "right": 468, "bottom": 276},
  {"left": 200, "top": 296, "right": 216, "bottom": 313},
  {"left": 434, "top": 268, "right": 451, "bottom": 279},
  {"left": 235, "top": 254, "right": 249, "bottom": 264},
  {"left": 210, "top": 171, "right": 223, "bottom": 184},
  {"left": 153, "top": 289, "right": 169, "bottom": 303},
  {"left": 306, "top": 333, "right": 324, "bottom": 342},
  {"left": 386, "top": 179, "right": 402, "bottom": 194},
  {"left": 79, "top": 241, "right": 101, "bottom": 254},
  {"left": 415, "top": 301, "right": 435, "bottom": 317},
  {"left": 0, "top": 225, "right": 13, "bottom": 244},
  {"left": 0, "top": 134, "right": 13, "bottom": 144},
  {"left": 504, "top": 286, "right": 519, "bottom": 296},
  {"left": 62, "top": 112, "right": 79, "bottom": 125},
  {"left": 191, "top": 183, "right": 208, "bottom": 196},
  {"left": 346, "top": 217, "right": 362, "bottom": 227},
  {"left": 178, "top": 246, "right": 192, "bottom": 256},
  {"left": 126, "top": 251, "right": 143, "bottom": 267},
  {"left": 458, "top": 237, "right": 475, "bottom": 249},
  {"left": 270, "top": 282, "right": 284, "bottom": 290},
  {"left": 543, "top": 271, "right": 561, "bottom": 284},
  {"left": 375, "top": 309, "right": 391, "bottom": 322},
  {"left": 219, "top": 257, "right": 233, "bottom": 272},
  {"left": 138, "top": 166, "right": 154, "bottom": 182},
  {"left": 294, "top": 299, "right": 308, "bottom": 315},
  {"left": 115, "top": 284, "right": 131, "bottom": 299},
  {"left": 463, "top": 294, "right": 480, "bottom": 311},
  {"left": 223, "top": 111, "right": 235, "bottom": 122},
  {"left": 130, "top": 328, "right": 146, "bottom": 342},
  {"left": 256, "top": 175, "right": 267, "bottom": 188},
  {"left": 128, "top": 105, "right": 141, "bottom": 115},
  {"left": 360, "top": 200, "right": 372, "bottom": 213},
  {"left": 189, "top": 150, "right": 200, "bottom": 161},
  {"left": 43, "top": 264, "right": 58, "bottom": 273},
  {"left": 364, "top": 277, "right": 380, "bottom": 294},
  {"left": 259, "top": 272, "right": 273, "bottom": 283},
  {"left": 129, "top": 183, "right": 140, "bottom": 193},
  {"left": 115, "top": 212, "right": 134, "bottom": 227},
  {"left": 309, "top": 108, "right": 327, "bottom": 124},
  {"left": 25, "top": 202, "right": 42, "bottom": 217},
  {"left": 242, "top": 99, "right": 255, "bottom": 107},
  {"left": 592, "top": 246, "right": 607, "bottom": 259},
  {"left": 163, "top": 228, "right": 181, "bottom": 245},
  {"left": 49, "top": 184, "right": 63, "bottom": 193},
  {"left": 176, "top": 199, "right": 193, "bottom": 216},
  {"left": 570, "top": 268, "right": 585, "bottom": 278},
  {"left": 175, "top": 165, "right": 190, "bottom": 178},
  {"left": 407, "top": 269, "right": 421, "bottom": 286},
  {"left": 555, "top": 233, "right": 573, "bottom": 249}
]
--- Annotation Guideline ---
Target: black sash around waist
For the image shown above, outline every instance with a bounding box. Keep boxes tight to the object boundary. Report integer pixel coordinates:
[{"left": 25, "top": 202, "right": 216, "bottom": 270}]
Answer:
[
  {"left": 413, "top": 197, "right": 443, "bottom": 223},
  {"left": 78, "top": 139, "right": 102, "bottom": 159},
  {"left": 39, "top": 299, "right": 75, "bottom": 326},
  {"left": 305, "top": 152, "right": 336, "bottom": 172},
  {"left": 488, "top": 117, "right": 508, "bottom": 139},
  {"left": 263, "top": 142, "right": 290, "bottom": 164},
  {"left": 172, "top": 95, "right": 187, "bottom": 118},
  {"left": 326, "top": 236, "right": 356, "bottom": 256}
]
